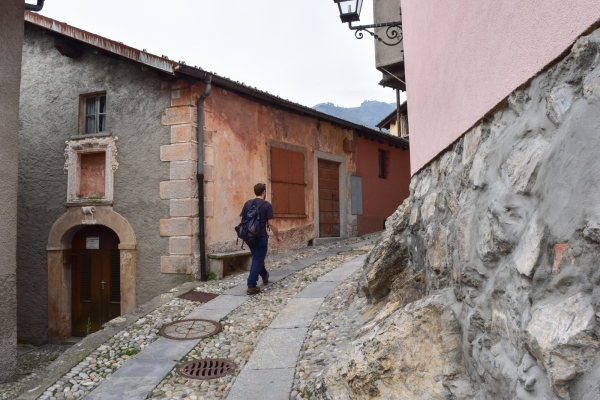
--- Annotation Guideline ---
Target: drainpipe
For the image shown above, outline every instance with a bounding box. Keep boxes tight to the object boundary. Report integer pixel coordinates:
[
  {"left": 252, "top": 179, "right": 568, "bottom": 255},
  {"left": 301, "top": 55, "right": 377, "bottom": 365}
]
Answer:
[
  {"left": 24, "top": 0, "right": 45, "bottom": 11},
  {"left": 396, "top": 89, "right": 401, "bottom": 137},
  {"left": 197, "top": 75, "right": 212, "bottom": 281}
]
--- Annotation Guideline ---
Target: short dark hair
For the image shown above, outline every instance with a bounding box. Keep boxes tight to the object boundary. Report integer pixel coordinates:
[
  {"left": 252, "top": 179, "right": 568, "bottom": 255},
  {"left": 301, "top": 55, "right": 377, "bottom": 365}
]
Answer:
[{"left": 254, "top": 183, "right": 266, "bottom": 196}]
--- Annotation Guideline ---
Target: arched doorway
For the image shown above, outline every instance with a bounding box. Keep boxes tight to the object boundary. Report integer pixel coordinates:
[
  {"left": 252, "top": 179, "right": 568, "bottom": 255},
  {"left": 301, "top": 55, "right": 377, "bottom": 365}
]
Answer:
[
  {"left": 46, "top": 207, "right": 136, "bottom": 343},
  {"left": 71, "top": 225, "right": 121, "bottom": 336}
]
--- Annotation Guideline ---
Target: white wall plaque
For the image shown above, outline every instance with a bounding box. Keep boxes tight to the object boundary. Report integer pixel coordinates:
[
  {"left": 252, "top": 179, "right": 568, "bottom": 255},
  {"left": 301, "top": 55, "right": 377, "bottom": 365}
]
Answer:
[{"left": 86, "top": 236, "right": 100, "bottom": 249}]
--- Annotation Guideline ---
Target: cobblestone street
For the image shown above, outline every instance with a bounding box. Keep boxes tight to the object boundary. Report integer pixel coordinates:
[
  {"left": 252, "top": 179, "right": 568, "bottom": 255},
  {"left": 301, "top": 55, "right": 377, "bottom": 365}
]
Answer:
[{"left": 0, "top": 235, "right": 377, "bottom": 400}]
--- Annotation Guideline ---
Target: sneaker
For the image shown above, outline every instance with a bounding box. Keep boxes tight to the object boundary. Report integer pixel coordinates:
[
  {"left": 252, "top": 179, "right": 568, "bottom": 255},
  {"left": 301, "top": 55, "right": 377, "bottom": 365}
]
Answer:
[
  {"left": 262, "top": 272, "right": 270, "bottom": 285},
  {"left": 247, "top": 287, "right": 260, "bottom": 295}
]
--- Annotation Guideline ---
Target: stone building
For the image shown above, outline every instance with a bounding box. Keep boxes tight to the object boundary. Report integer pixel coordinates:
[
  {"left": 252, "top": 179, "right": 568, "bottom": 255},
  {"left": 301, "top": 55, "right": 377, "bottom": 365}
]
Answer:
[
  {"left": 17, "top": 12, "right": 410, "bottom": 345},
  {"left": 315, "top": 1, "right": 600, "bottom": 399}
]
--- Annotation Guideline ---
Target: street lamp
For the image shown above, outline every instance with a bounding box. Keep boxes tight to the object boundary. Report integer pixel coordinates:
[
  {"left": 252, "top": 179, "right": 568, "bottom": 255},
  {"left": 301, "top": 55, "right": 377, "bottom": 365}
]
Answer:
[
  {"left": 335, "top": 0, "right": 363, "bottom": 23},
  {"left": 333, "top": 0, "right": 402, "bottom": 46}
]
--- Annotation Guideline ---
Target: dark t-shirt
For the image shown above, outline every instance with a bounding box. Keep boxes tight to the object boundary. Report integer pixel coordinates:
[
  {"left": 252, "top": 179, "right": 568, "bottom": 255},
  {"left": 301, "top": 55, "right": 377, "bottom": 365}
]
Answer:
[{"left": 240, "top": 198, "right": 275, "bottom": 237}]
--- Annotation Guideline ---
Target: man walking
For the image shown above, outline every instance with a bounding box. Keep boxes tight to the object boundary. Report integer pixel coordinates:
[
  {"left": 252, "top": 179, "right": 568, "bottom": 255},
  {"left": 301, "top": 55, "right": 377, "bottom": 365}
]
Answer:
[{"left": 240, "top": 183, "right": 282, "bottom": 295}]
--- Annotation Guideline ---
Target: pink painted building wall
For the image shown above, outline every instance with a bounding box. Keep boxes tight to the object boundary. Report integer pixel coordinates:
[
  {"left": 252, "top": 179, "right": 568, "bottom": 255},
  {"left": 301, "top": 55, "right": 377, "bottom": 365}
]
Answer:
[{"left": 401, "top": 0, "right": 600, "bottom": 173}]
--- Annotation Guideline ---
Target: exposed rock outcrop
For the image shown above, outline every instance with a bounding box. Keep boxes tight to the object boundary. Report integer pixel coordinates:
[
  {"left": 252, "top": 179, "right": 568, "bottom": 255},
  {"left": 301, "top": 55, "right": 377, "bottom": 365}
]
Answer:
[
  {"left": 315, "top": 289, "right": 473, "bottom": 400},
  {"left": 316, "top": 27, "right": 600, "bottom": 400}
]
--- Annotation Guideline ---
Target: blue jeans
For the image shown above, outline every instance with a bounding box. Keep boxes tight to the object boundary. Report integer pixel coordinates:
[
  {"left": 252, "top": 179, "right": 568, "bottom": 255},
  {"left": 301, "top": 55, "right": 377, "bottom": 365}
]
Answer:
[{"left": 247, "top": 235, "right": 268, "bottom": 288}]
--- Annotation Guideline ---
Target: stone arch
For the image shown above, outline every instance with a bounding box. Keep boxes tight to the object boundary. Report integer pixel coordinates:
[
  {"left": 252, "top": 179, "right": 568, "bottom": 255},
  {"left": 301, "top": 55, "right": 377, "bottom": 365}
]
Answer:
[{"left": 46, "top": 206, "right": 137, "bottom": 343}]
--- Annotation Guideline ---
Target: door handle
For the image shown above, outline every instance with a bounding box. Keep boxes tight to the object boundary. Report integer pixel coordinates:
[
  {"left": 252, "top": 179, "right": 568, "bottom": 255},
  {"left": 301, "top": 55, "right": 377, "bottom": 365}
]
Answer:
[{"left": 101, "top": 280, "right": 106, "bottom": 290}]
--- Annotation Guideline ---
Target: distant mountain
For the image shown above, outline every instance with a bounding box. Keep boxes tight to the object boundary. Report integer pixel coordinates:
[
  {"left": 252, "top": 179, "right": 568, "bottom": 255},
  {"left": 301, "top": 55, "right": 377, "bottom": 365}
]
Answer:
[{"left": 313, "top": 100, "right": 395, "bottom": 129}]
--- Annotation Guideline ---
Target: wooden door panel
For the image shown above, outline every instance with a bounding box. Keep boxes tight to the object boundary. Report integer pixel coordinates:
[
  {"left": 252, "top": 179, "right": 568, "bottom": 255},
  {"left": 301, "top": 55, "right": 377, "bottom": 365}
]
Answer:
[
  {"left": 71, "top": 249, "right": 93, "bottom": 337},
  {"left": 319, "top": 223, "right": 340, "bottom": 237},
  {"left": 318, "top": 159, "right": 340, "bottom": 238},
  {"left": 71, "top": 226, "right": 120, "bottom": 337},
  {"left": 318, "top": 168, "right": 338, "bottom": 180},
  {"left": 319, "top": 199, "right": 340, "bottom": 212},
  {"left": 318, "top": 159, "right": 338, "bottom": 170},
  {"left": 319, "top": 188, "right": 339, "bottom": 201},
  {"left": 320, "top": 212, "right": 340, "bottom": 224},
  {"left": 318, "top": 178, "right": 339, "bottom": 191}
]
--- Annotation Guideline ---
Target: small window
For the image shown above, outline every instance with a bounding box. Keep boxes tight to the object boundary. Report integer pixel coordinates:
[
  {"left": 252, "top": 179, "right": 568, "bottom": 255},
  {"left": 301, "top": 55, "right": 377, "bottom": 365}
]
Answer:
[
  {"left": 378, "top": 149, "right": 389, "bottom": 179},
  {"left": 81, "top": 93, "right": 107, "bottom": 134}
]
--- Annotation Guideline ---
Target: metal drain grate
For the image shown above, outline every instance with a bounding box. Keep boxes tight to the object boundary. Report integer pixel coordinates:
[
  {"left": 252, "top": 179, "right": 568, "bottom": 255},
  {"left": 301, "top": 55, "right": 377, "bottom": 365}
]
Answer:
[
  {"left": 159, "top": 319, "right": 222, "bottom": 340},
  {"left": 178, "top": 359, "right": 237, "bottom": 380},
  {"left": 178, "top": 290, "right": 219, "bottom": 303}
]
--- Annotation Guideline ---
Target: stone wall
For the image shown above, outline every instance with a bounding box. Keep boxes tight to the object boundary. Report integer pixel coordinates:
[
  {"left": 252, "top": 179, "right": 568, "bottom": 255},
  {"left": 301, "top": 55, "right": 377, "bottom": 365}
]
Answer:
[
  {"left": 0, "top": 0, "right": 24, "bottom": 383},
  {"left": 316, "top": 27, "right": 600, "bottom": 400}
]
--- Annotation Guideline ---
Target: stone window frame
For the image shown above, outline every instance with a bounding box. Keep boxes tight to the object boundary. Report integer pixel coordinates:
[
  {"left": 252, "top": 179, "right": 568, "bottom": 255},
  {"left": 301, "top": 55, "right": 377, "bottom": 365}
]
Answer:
[{"left": 64, "top": 136, "right": 119, "bottom": 206}]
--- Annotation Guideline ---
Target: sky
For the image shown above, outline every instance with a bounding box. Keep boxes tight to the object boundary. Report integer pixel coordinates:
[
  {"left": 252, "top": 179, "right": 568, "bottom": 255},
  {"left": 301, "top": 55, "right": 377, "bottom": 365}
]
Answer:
[{"left": 36, "top": 0, "right": 401, "bottom": 109}]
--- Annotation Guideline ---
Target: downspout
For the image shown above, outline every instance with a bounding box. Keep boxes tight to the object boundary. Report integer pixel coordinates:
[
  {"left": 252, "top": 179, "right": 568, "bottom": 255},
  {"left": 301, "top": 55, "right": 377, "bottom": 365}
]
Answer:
[
  {"left": 197, "top": 75, "right": 212, "bottom": 281},
  {"left": 396, "top": 89, "right": 401, "bottom": 137},
  {"left": 24, "top": 0, "right": 45, "bottom": 11}
]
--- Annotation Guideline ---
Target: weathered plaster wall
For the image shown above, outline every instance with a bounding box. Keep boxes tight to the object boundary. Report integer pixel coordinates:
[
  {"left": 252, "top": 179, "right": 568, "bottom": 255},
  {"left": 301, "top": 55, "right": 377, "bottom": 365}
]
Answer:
[
  {"left": 401, "top": 0, "right": 600, "bottom": 173},
  {"left": 203, "top": 87, "right": 356, "bottom": 254},
  {"left": 18, "top": 24, "right": 181, "bottom": 344},
  {"left": 356, "top": 136, "right": 410, "bottom": 236},
  {"left": 317, "top": 28, "right": 600, "bottom": 400},
  {"left": 0, "top": 0, "right": 24, "bottom": 383}
]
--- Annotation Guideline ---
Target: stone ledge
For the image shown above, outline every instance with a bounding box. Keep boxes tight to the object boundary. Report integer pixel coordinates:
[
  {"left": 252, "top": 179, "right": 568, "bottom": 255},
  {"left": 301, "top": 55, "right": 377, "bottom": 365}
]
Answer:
[{"left": 208, "top": 250, "right": 252, "bottom": 259}]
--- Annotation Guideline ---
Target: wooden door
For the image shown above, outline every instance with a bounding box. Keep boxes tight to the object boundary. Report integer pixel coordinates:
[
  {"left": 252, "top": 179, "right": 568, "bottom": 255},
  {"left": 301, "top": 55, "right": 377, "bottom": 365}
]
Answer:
[
  {"left": 71, "top": 226, "right": 120, "bottom": 337},
  {"left": 318, "top": 159, "right": 340, "bottom": 237}
]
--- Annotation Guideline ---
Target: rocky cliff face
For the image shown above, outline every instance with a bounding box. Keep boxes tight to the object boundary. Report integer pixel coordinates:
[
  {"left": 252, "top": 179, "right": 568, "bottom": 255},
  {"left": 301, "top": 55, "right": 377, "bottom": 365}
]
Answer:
[{"left": 315, "top": 28, "right": 600, "bottom": 400}]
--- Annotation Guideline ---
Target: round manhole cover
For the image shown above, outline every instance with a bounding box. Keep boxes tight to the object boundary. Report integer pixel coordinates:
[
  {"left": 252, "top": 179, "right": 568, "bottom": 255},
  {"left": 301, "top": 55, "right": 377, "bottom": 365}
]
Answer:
[
  {"left": 178, "top": 290, "right": 219, "bottom": 303},
  {"left": 159, "top": 319, "right": 222, "bottom": 340},
  {"left": 178, "top": 359, "right": 237, "bottom": 380}
]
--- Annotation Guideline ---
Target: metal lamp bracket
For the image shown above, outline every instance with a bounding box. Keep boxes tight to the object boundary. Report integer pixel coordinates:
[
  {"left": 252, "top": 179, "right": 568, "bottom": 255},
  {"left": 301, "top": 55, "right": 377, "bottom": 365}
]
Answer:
[{"left": 348, "top": 21, "right": 403, "bottom": 47}]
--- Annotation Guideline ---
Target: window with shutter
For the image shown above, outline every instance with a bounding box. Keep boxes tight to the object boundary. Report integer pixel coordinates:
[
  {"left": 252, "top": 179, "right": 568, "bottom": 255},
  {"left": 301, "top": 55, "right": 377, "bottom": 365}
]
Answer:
[{"left": 270, "top": 147, "right": 306, "bottom": 216}]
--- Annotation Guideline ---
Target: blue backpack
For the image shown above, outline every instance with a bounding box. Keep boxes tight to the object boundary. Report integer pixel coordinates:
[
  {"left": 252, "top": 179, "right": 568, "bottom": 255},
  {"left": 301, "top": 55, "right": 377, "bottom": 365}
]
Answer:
[{"left": 235, "top": 200, "right": 266, "bottom": 249}]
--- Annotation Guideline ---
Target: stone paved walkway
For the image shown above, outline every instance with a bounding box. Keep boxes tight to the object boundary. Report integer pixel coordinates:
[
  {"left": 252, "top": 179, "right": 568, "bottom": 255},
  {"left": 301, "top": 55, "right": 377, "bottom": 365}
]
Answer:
[
  {"left": 79, "top": 240, "right": 372, "bottom": 400},
  {"left": 226, "top": 254, "right": 366, "bottom": 400}
]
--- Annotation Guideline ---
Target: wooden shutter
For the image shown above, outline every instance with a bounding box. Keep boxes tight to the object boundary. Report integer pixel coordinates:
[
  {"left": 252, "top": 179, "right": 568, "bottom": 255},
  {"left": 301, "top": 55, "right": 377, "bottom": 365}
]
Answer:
[{"left": 271, "top": 147, "right": 306, "bottom": 216}]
